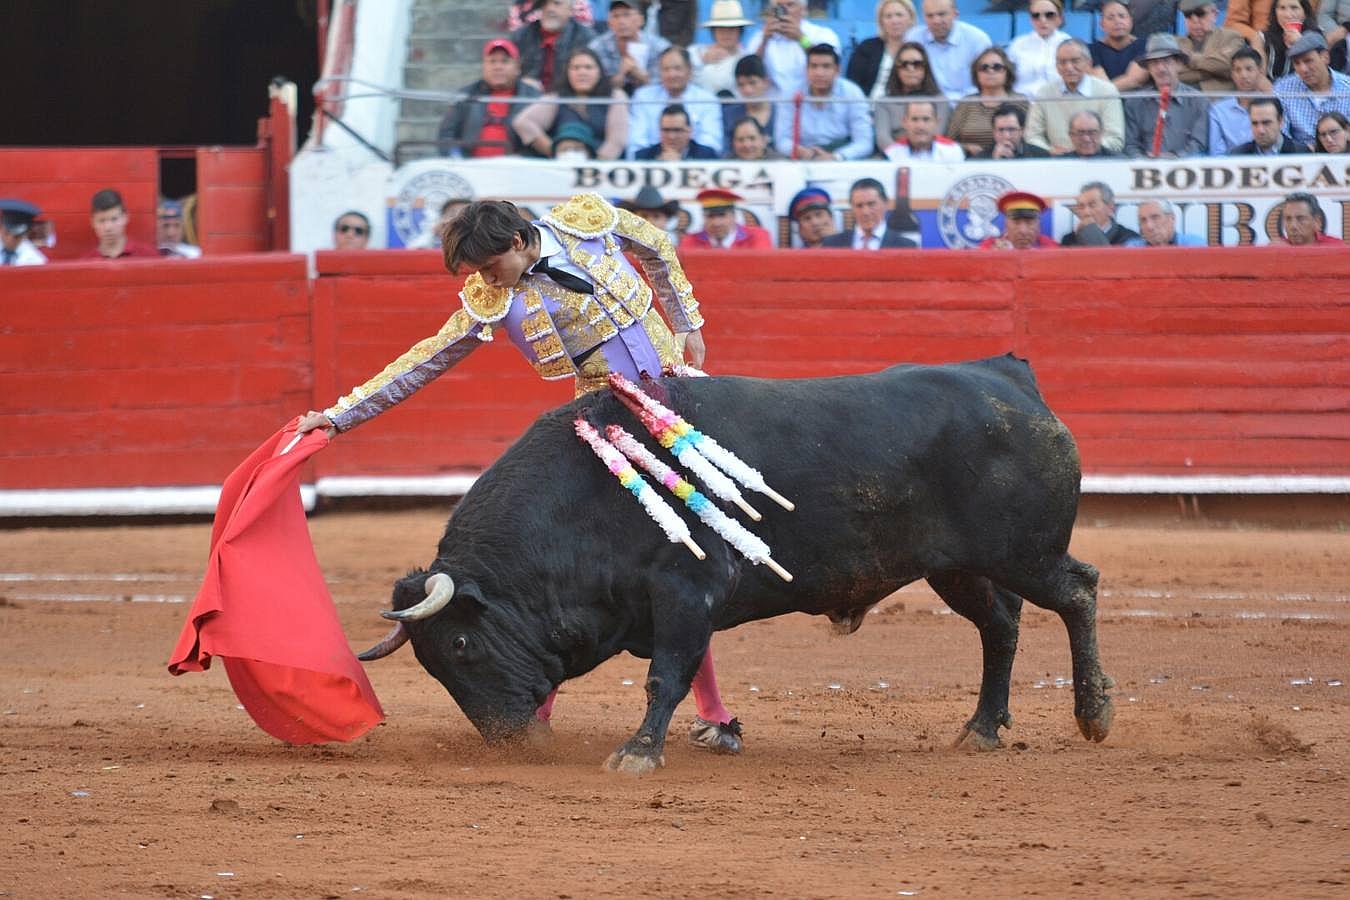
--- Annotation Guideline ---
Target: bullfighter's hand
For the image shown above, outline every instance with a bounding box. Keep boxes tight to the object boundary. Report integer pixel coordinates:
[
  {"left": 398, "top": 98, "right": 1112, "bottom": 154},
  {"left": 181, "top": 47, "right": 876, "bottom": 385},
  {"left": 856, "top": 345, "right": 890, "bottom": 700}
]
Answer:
[
  {"left": 297, "top": 411, "right": 338, "bottom": 438},
  {"left": 683, "top": 329, "right": 707, "bottom": 368}
]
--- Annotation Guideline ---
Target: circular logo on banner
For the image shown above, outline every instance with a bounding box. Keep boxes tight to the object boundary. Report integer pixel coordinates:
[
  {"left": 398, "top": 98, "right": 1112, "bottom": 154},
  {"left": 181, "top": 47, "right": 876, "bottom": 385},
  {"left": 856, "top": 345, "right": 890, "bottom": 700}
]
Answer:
[
  {"left": 938, "top": 174, "right": 1015, "bottom": 249},
  {"left": 391, "top": 168, "right": 475, "bottom": 248}
]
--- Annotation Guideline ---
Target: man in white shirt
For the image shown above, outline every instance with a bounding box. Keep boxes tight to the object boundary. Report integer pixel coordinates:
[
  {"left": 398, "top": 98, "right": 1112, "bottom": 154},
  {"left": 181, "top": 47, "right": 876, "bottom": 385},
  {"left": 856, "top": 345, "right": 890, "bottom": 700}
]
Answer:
[
  {"left": 904, "top": 0, "right": 993, "bottom": 99},
  {"left": 883, "top": 101, "right": 967, "bottom": 160},
  {"left": 745, "top": 0, "right": 841, "bottom": 95},
  {"left": 628, "top": 46, "right": 725, "bottom": 157},
  {"left": 773, "top": 44, "right": 875, "bottom": 159},
  {"left": 1026, "top": 38, "right": 1126, "bottom": 154}
]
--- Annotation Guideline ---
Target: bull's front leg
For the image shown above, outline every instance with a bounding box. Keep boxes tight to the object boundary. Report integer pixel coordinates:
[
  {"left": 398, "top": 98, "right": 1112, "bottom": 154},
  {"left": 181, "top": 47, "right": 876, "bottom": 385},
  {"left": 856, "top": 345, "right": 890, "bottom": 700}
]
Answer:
[{"left": 603, "top": 622, "right": 710, "bottom": 775}]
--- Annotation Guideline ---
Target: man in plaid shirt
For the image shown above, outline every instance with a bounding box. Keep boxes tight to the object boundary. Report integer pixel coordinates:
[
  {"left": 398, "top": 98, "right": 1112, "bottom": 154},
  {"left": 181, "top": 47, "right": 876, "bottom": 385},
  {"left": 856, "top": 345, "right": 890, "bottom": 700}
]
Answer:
[{"left": 1273, "top": 32, "right": 1350, "bottom": 147}]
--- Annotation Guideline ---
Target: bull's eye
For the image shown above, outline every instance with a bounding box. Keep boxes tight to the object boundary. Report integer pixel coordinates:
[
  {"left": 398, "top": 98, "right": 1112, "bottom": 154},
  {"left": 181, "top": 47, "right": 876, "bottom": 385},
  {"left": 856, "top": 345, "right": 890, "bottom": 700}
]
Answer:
[{"left": 452, "top": 635, "right": 468, "bottom": 652}]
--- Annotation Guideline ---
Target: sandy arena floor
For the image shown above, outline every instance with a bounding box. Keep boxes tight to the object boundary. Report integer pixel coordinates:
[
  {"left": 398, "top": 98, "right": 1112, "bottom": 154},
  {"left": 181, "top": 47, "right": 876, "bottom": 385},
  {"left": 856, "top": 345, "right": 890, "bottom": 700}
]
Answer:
[{"left": 1, "top": 508, "right": 1347, "bottom": 899}]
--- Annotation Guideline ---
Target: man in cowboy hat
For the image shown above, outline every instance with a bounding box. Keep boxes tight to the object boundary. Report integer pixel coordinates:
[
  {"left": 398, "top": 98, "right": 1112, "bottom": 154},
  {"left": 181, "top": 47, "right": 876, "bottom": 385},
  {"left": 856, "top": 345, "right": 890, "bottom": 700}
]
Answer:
[
  {"left": 617, "top": 185, "right": 682, "bottom": 234},
  {"left": 680, "top": 188, "right": 772, "bottom": 249},
  {"left": 0, "top": 198, "right": 48, "bottom": 266},
  {"left": 1123, "top": 33, "right": 1209, "bottom": 157},
  {"left": 979, "top": 191, "right": 1059, "bottom": 250}
]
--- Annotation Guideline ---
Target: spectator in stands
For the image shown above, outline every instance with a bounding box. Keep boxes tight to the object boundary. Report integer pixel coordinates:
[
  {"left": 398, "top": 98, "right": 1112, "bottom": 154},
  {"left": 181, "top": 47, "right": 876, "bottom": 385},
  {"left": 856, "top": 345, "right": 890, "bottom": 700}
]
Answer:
[
  {"left": 1130, "top": 0, "right": 1180, "bottom": 38},
  {"left": 946, "top": 47, "right": 1028, "bottom": 156},
  {"left": 551, "top": 120, "right": 601, "bottom": 158},
  {"left": 872, "top": 42, "right": 949, "bottom": 153},
  {"left": 788, "top": 186, "right": 837, "bottom": 247},
  {"left": 821, "top": 178, "right": 917, "bottom": 249},
  {"left": 157, "top": 200, "right": 201, "bottom": 258},
  {"left": 1209, "top": 46, "right": 1278, "bottom": 154},
  {"left": 1315, "top": 110, "right": 1350, "bottom": 149},
  {"left": 1027, "top": 39, "right": 1126, "bottom": 154},
  {"left": 721, "top": 55, "right": 778, "bottom": 150},
  {"left": 591, "top": 0, "right": 669, "bottom": 95},
  {"left": 747, "top": 0, "right": 841, "bottom": 95},
  {"left": 773, "top": 44, "right": 875, "bottom": 159},
  {"left": 1136, "top": 198, "right": 1208, "bottom": 245},
  {"left": 904, "top": 0, "right": 993, "bottom": 99},
  {"left": 847, "top": 0, "right": 919, "bottom": 98},
  {"left": 1263, "top": 0, "right": 1319, "bottom": 80},
  {"left": 332, "top": 211, "right": 372, "bottom": 250},
  {"left": 974, "top": 103, "right": 1051, "bottom": 157},
  {"left": 1274, "top": 32, "right": 1350, "bottom": 146},
  {"left": 1062, "top": 181, "right": 1143, "bottom": 245},
  {"left": 84, "top": 189, "right": 158, "bottom": 259},
  {"left": 629, "top": 47, "right": 724, "bottom": 156},
  {"left": 651, "top": 0, "right": 698, "bottom": 47},
  {"left": 884, "top": 100, "right": 965, "bottom": 159},
  {"left": 1090, "top": 0, "right": 1148, "bottom": 88},
  {"left": 617, "top": 185, "right": 682, "bottom": 234},
  {"left": 729, "top": 115, "right": 786, "bottom": 158},
  {"left": 1065, "top": 109, "right": 1122, "bottom": 156},
  {"left": 690, "top": 1, "right": 754, "bottom": 95},
  {"left": 1124, "top": 34, "right": 1210, "bottom": 156},
  {"left": 1316, "top": 0, "right": 1350, "bottom": 68},
  {"left": 1007, "top": 0, "right": 1072, "bottom": 95},
  {"left": 636, "top": 103, "right": 720, "bottom": 158},
  {"left": 1222, "top": 0, "right": 1272, "bottom": 45},
  {"left": 1273, "top": 191, "right": 1341, "bottom": 243},
  {"left": 408, "top": 196, "right": 471, "bottom": 250},
  {"left": 515, "top": 48, "right": 628, "bottom": 159},
  {"left": 1178, "top": 0, "right": 1248, "bottom": 93},
  {"left": 1231, "top": 96, "right": 1308, "bottom": 151},
  {"left": 512, "top": 0, "right": 596, "bottom": 93},
  {"left": 680, "top": 188, "right": 773, "bottom": 249},
  {"left": 438, "top": 39, "right": 541, "bottom": 158},
  {"left": 978, "top": 191, "right": 1058, "bottom": 249},
  {"left": 508, "top": 0, "right": 594, "bottom": 31},
  {"left": 0, "top": 198, "right": 47, "bottom": 266}
]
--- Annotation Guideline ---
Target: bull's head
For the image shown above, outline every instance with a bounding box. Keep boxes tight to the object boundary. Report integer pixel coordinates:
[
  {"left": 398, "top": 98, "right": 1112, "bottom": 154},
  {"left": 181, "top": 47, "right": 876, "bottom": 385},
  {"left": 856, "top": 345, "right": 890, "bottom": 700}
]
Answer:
[{"left": 358, "top": 569, "right": 553, "bottom": 744}]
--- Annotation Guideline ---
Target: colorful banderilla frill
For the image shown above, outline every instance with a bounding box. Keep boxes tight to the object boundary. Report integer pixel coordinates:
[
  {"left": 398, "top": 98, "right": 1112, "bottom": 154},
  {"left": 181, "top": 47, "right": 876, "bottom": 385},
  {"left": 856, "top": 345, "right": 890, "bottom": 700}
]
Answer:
[
  {"left": 606, "top": 424, "right": 793, "bottom": 583},
  {"left": 607, "top": 373, "right": 795, "bottom": 513},
  {"left": 574, "top": 418, "right": 706, "bottom": 560}
]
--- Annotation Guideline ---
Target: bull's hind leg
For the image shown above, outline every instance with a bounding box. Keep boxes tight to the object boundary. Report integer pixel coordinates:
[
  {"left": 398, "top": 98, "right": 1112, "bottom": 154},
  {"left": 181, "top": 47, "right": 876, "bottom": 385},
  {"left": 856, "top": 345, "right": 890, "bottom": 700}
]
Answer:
[
  {"left": 1005, "top": 555, "right": 1113, "bottom": 743},
  {"left": 927, "top": 571, "right": 1023, "bottom": 751}
]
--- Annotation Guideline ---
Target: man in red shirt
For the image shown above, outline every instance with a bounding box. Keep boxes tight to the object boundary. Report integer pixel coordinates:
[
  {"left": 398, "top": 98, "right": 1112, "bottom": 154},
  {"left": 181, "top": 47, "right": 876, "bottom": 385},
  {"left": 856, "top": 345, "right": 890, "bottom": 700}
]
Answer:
[
  {"left": 1274, "top": 192, "right": 1343, "bottom": 246},
  {"left": 437, "top": 39, "right": 541, "bottom": 158},
  {"left": 83, "top": 188, "right": 159, "bottom": 259},
  {"left": 980, "top": 191, "right": 1060, "bottom": 249},
  {"left": 679, "top": 188, "right": 772, "bottom": 249}
]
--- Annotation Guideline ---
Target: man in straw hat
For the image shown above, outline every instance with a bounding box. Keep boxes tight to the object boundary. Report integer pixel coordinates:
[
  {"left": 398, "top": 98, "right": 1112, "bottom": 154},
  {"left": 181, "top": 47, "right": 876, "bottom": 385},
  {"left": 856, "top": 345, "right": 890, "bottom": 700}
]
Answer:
[
  {"left": 1123, "top": 33, "right": 1209, "bottom": 157},
  {"left": 680, "top": 188, "right": 772, "bottom": 249},
  {"left": 979, "top": 191, "right": 1059, "bottom": 250},
  {"left": 691, "top": 0, "right": 755, "bottom": 95}
]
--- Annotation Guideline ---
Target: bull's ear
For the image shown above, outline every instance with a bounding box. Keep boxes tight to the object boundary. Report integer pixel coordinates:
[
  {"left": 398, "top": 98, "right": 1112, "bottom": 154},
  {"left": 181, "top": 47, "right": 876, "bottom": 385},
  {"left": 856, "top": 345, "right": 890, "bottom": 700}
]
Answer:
[{"left": 453, "top": 580, "right": 490, "bottom": 613}]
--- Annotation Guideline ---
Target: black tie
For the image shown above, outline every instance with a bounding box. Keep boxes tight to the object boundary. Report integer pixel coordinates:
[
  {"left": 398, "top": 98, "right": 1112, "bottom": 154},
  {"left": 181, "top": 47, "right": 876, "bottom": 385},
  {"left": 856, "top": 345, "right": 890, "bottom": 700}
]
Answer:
[{"left": 532, "top": 257, "right": 594, "bottom": 294}]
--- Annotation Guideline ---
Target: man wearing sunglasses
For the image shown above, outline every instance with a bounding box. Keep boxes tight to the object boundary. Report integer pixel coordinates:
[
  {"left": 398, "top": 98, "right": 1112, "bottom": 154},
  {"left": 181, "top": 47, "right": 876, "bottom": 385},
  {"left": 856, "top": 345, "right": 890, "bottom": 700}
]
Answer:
[
  {"left": 1176, "top": 0, "right": 1245, "bottom": 93},
  {"left": 333, "top": 212, "right": 372, "bottom": 251}
]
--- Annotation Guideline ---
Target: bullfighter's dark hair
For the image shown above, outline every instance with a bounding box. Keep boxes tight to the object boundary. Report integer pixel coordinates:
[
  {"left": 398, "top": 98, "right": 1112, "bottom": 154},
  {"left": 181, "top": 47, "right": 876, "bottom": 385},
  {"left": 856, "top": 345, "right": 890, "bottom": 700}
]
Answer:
[
  {"left": 91, "top": 188, "right": 126, "bottom": 214},
  {"left": 441, "top": 200, "right": 538, "bottom": 273},
  {"left": 849, "top": 177, "right": 888, "bottom": 200}
]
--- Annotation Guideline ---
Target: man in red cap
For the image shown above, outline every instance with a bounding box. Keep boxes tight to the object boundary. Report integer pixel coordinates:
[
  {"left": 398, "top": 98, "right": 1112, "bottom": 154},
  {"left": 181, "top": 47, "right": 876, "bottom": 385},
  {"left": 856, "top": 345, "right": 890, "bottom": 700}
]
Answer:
[
  {"left": 438, "top": 38, "right": 541, "bottom": 157},
  {"left": 679, "top": 188, "right": 772, "bottom": 249},
  {"left": 979, "top": 191, "right": 1059, "bottom": 249}
]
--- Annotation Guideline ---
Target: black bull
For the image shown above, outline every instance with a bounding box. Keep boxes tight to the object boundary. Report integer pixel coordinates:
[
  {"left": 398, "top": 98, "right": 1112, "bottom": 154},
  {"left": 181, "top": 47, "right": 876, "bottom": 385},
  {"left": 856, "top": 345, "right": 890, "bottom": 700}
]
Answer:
[{"left": 360, "top": 355, "right": 1113, "bottom": 773}]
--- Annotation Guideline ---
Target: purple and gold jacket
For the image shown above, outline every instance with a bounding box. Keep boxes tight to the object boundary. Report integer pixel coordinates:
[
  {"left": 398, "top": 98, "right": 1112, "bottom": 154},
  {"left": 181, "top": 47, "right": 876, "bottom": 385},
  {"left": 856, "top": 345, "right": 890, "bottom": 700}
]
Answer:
[{"left": 325, "top": 194, "right": 704, "bottom": 432}]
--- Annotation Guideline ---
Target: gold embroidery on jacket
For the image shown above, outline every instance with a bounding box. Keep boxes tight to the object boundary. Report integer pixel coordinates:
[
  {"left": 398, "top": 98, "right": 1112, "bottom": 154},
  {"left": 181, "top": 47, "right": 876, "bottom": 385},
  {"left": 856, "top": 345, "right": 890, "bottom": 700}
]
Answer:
[
  {"left": 326, "top": 308, "right": 479, "bottom": 415},
  {"left": 544, "top": 193, "right": 619, "bottom": 239},
  {"left": 460, "top": 275, "right": 512, "bottom": 323}
]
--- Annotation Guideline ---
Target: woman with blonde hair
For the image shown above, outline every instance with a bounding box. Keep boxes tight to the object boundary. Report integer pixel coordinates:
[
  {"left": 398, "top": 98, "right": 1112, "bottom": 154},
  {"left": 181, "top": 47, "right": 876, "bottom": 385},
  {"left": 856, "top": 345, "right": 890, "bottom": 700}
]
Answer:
[
  {"left": 946, "top": 46, "right": 1028, "bottom": 157},
  {"left": 846, "top": 0, "right": 919, "bottom": 98},
  {"left": 872, "top": 40, "right": 948, "bottom": 153},
  {"left": 1006, "top": 0, "right": 1072, "bottom": 94}
]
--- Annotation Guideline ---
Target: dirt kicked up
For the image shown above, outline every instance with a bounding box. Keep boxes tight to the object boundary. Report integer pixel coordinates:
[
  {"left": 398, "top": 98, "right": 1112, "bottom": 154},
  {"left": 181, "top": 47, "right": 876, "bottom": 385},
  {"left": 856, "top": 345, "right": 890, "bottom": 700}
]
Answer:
[{"left": 1, "top": 509, "right": 1347, "bottom": 898}]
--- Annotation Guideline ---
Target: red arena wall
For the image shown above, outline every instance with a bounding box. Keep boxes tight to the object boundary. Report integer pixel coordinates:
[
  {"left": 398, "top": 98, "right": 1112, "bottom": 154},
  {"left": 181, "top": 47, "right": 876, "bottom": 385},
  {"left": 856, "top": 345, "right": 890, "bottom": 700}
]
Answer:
[{"left": 2, "top": 247, "right": 1347, "bottom": 494}]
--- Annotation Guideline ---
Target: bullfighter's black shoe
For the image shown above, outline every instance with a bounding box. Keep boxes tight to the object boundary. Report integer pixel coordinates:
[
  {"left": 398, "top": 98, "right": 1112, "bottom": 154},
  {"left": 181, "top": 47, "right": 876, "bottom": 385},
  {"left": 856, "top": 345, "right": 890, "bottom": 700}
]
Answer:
[{"left": 688, "top": 717, "right": 743, "bottom": 754}]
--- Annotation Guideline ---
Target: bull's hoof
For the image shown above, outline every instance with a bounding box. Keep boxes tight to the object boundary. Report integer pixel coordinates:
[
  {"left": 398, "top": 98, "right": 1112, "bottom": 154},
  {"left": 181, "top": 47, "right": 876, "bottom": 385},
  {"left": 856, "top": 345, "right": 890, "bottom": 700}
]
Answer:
[
  {"left": 603, "top": 748, "right": 666, "bottom": 775},
  {"left": 953, "top": 724, "right": 1002, "bottom": 752},
  {"left": 1076, "top": 698, "right": 1114, "bottom": 743},
  {"left": 688, "top": 717, "right": 743, "bottom": 755}
]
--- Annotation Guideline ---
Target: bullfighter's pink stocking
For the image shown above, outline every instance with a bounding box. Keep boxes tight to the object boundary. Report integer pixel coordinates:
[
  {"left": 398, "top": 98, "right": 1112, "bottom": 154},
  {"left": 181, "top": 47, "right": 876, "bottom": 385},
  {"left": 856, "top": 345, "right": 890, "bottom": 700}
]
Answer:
[{"left": 534, "top": 646, "right": 731, "bottom": 724}]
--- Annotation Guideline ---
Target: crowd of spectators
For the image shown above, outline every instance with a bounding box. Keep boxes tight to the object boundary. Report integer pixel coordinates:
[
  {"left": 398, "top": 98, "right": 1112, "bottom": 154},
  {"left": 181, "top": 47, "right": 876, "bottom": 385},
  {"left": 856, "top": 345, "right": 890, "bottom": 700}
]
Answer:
[{"left": 433, "top": 0, "right": 1350, "bottom": 162}]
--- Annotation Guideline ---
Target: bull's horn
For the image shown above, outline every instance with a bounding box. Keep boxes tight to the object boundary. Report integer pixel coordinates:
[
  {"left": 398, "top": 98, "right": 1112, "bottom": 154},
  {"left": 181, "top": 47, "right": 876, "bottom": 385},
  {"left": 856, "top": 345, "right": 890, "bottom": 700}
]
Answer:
[
  {"left": 356, "top": 622, "right": 409, "bottom": 661},
  {"left": 380, "top": 572, "right": 455, "bottom": 622}
]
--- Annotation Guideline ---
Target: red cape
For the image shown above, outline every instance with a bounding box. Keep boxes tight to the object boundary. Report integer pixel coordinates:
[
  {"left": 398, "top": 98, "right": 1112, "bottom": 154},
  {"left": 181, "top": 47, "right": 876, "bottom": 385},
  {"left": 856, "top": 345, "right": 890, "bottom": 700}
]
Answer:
[{"left": 167, "top": 420, "right": 384, "bottom": 743}]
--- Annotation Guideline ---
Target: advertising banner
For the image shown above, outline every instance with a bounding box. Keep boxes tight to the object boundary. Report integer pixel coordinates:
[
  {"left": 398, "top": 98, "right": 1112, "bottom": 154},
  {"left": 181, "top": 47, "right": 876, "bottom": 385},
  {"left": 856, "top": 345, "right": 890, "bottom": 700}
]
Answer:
[{"left": 385, "top": 156, "right": 1349, "bottom": 250}]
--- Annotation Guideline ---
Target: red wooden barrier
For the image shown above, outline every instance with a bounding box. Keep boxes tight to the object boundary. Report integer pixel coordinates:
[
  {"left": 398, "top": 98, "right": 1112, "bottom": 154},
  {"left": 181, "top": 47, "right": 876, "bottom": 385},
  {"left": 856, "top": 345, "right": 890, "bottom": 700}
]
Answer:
[{"left": 2, "top": 248, "right": 1347, "bottom": 497}]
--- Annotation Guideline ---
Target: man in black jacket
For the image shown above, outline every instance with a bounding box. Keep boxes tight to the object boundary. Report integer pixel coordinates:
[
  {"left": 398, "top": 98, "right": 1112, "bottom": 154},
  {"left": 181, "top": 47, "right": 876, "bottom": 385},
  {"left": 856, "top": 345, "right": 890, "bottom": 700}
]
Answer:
[
  {"left": 511, "top": 0, "right": 596, "bottom": 92},
  {"left": 437, "top": 39, "right": 541, "bottom": 158},
  {"left": 974, "top": 104, "right": 1053, "bottom": 159},
  {"left": 1061, "top": 181, "right": 1144, "bottom": 246},
  {"left": 1230, "top": 98, "right": 1307, "bottom": 155},
  {"left": 821, "top": 178, "right": 918, "bottom": 249}
]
